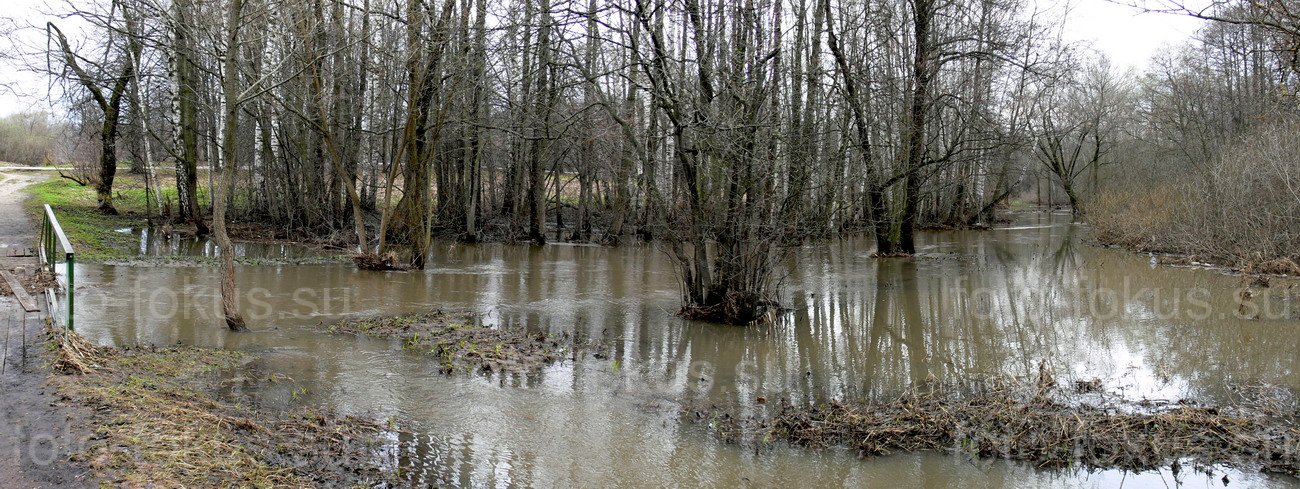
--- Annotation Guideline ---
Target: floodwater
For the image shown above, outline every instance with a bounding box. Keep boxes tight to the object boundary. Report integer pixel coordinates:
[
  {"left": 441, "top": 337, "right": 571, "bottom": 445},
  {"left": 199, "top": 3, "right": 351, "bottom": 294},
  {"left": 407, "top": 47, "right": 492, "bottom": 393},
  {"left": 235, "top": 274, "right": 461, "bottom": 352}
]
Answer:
[{"left": 69, "top": 211, "right": 1300, "bottom": 487}]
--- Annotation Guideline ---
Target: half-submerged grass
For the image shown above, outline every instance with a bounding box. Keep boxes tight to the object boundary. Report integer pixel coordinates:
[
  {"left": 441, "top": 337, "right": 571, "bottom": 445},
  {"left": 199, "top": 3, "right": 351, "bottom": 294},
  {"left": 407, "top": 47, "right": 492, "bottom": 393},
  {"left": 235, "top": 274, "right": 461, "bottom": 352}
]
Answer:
[
  {"left": 692, "top": 368, "right": 1300, "bottom": 477},
  {"left": 326, "top": 309, "right": 567, "bottom": 374},
  {"left": 47, "top": 327, "right": 398, "bottom": 487}
]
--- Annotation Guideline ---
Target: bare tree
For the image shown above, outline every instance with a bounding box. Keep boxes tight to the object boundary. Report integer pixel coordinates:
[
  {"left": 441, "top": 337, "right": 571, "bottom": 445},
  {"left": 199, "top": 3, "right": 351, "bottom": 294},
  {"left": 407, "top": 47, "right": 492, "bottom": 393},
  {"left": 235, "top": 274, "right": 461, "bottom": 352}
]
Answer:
[
  {"left": 1030, "top": 57, "right": 1130, "bottom": 215},
  {"left": 47, "top": 0, "right": 141, "bottom": 214}
]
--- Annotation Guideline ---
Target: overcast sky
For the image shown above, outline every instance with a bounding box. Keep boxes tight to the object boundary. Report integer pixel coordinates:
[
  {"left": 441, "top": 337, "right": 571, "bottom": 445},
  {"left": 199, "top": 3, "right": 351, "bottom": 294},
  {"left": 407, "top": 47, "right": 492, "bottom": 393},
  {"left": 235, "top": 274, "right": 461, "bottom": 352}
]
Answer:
[
  {"left": 1045, "top": 0, "right": 1205, "bottom": 70},
  {"left": 1, "top": 0, "right": 50, "bottom": 117},
  {"left": 0, "top": 0, "right": 1206, "bottom": 117}
]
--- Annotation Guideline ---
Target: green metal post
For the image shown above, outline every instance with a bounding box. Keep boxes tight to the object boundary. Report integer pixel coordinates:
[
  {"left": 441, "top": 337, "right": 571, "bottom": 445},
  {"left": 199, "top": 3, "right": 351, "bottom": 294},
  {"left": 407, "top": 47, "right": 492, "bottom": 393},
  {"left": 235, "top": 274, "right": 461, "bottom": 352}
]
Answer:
[
  {"left": 66, "top": 254, "right": 74, "bottom": 331},
  {"left": 43, "top": 218, "right": 51, "bottom": 273}
]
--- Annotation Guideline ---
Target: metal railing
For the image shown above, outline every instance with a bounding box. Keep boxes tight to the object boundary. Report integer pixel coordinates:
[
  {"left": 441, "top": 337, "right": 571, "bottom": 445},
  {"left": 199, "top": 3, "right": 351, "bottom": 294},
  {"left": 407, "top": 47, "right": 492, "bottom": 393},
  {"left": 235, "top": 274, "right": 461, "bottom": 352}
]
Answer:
[{"left": 38, "top": 204, "right": 74, "bottom": 330}]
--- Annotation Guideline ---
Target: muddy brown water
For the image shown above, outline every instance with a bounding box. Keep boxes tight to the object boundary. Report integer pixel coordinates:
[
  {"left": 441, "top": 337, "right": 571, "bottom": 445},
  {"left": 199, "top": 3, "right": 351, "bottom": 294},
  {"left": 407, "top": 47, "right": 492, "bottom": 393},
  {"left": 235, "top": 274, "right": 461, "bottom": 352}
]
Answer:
[{"left": 69, "top": 211, "right": 1300, "bottom": 487}]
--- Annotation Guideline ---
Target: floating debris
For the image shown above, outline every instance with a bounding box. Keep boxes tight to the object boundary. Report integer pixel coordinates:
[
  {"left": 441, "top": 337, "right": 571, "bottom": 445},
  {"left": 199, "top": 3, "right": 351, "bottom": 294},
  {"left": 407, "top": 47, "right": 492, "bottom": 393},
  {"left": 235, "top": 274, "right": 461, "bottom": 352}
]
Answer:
[{"left": 692, "top": 375, "right": 1300, "bottom": 477}]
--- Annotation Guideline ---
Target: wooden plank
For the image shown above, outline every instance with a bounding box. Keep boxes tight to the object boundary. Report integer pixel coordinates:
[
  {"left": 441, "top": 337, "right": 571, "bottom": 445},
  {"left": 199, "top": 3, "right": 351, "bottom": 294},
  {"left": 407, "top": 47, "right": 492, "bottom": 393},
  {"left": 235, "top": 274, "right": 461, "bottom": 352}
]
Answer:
[{"left": 1, "top": 270, "right": 39, "bottom": 312}]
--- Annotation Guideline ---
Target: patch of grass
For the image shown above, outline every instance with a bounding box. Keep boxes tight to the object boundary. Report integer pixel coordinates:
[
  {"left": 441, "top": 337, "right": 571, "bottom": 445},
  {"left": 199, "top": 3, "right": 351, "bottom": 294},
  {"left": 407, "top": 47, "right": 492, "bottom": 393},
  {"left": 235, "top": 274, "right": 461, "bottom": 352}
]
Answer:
[
  {"left": 48, "top": 329, "right": 398, "bottom": 487},
  {"left": 23, "top": 178, "right": 149, "bottom": 260},
  {"left": 23, "top": 174, "right": 346, "bottom": 262}
]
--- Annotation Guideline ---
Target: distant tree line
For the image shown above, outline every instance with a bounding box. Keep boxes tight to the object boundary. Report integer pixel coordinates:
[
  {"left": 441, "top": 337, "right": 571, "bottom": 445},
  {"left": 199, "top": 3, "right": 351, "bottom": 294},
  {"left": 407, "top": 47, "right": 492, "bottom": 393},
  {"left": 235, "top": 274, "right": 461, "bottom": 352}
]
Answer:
[{"left": 0, "top": 112, "right": 65, "bottom": 165}]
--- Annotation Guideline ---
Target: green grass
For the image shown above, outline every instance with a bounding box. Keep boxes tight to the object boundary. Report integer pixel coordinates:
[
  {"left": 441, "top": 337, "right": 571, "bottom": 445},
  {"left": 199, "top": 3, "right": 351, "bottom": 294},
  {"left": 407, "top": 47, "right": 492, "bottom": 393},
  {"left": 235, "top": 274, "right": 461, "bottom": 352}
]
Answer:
[
  {"left": 1004, "top": 197, "right": 1039, "bottom": 211},
  {"left": 22, "top": 173, "right": 349, "bottom": 265},
  {"left": 23, "top": 177, "right": 153, "bottom": 260}
]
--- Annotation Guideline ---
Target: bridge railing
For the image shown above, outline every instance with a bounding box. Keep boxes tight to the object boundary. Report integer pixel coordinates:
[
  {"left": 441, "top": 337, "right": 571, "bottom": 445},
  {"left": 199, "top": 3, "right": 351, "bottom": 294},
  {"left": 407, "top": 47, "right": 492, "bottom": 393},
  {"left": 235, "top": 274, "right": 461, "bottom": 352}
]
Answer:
[{"left": 38, "top": 204, "right": 74, "bottom": 330}]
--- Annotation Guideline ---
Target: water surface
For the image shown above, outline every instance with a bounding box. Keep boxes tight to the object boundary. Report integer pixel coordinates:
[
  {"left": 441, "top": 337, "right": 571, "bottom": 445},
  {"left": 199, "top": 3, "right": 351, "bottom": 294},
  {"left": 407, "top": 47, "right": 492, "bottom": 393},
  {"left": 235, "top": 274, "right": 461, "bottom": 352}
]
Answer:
[{"left": 73, "top": 211, "right": 1300, "bottom": 487}]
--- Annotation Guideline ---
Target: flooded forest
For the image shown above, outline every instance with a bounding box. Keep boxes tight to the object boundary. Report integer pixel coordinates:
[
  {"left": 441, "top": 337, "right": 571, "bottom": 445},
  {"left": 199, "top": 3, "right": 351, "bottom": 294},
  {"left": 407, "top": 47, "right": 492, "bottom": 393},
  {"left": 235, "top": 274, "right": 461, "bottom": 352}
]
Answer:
[{"left": 1, "top": 0, "right": 1299, "bottom": 486}]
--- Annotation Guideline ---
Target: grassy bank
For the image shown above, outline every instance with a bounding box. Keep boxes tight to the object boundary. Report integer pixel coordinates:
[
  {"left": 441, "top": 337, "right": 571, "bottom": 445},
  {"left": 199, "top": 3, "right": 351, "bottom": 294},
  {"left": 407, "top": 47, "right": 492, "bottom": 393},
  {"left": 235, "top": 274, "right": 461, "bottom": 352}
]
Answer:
[
  {"left": 49, "top": 329, "right": 398, "bottom": 486},
  {"left": 22, "top": 173, "right": 348, "bottom": 263},
  {"left": 23, "top": 177, "right": 153, "bottom": 259}
]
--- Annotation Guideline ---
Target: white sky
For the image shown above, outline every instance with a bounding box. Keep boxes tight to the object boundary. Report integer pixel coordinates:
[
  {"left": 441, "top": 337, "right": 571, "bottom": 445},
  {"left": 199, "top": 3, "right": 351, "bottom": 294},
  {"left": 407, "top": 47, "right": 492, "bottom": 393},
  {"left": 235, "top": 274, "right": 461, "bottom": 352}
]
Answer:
[
  {"left": 0, "top": 0, "right": 56, "bottom": 117},
  {"left": 1041, "top": 0, "right": 1206, "bottom": 70},
  {"left": 0, "top": 0, "right": 1206, "bottom": 117}
]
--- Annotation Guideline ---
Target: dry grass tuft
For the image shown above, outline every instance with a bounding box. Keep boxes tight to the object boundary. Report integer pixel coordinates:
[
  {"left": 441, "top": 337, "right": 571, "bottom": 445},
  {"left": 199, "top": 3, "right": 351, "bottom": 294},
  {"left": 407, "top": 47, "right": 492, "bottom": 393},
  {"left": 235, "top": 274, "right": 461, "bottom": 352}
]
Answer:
[
  {"left": 50, "top": 326, "right": 104, "bottom": 374},
  {"left": 1249, "top": 258, "right": 1300, "bottom": 277}
]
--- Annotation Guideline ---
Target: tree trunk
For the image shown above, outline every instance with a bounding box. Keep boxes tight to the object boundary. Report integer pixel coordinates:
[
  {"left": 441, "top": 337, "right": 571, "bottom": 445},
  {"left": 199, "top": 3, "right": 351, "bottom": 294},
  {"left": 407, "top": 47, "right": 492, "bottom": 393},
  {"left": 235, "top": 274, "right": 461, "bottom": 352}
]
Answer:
[
  {"left": 214, "top": 0, "right": 247, "bottom": 331},
  {"left": 96, "top": 110, "right": 121, "bottom": 215},
  {"left": 898, "top": 0, "right": 934, "bottom": 256},
  {"left": 171, "top": 0, "right": 208, "bottom": 235},
  {"left": 462, "top": 0, "right": 487, "bottom": 242},
  {"left": 1063, "top": 180, "right": 1082, "bottom": 216},
  {"left": 527, "top": 0, "right": 553, "bottom": 245}
]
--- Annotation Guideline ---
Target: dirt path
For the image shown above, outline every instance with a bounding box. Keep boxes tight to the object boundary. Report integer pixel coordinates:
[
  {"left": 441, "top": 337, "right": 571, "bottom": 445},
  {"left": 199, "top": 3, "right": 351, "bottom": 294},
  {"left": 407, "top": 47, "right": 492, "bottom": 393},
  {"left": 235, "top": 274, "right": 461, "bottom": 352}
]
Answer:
[{"left": 0, "top": 172, "right": 92, "bottom": 488}]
